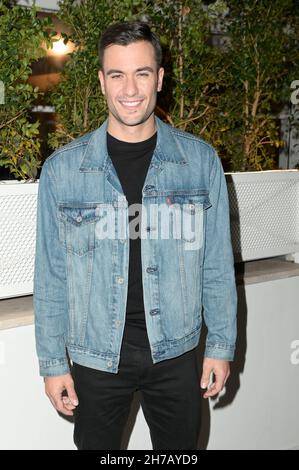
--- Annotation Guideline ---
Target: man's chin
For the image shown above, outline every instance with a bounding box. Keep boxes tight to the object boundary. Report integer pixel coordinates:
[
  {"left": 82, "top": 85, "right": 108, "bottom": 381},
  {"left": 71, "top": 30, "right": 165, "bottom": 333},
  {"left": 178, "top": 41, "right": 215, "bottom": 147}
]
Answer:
[{"left": 120, "top": 113, "right": 154, "bottom": 127}]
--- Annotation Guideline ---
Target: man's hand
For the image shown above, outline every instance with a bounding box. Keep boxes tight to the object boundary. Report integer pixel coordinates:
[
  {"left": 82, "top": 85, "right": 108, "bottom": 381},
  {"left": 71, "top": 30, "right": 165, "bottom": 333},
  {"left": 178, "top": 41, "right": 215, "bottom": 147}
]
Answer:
[
  {"left": 200, "top": 358, "right": 230, "bottom": 399},
  {"left": 44, "top": 373, "right": 79, "bottom": 416}
]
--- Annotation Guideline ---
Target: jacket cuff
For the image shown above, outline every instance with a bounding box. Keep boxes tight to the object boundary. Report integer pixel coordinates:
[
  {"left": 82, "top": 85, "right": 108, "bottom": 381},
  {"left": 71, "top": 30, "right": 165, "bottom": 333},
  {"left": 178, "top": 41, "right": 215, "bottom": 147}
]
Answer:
[
  {"left": 204, "top": 343, "right": 235, "bottom": 361},
  {"left": 39, "top": 358, "right": 70, "bottom": 377}
]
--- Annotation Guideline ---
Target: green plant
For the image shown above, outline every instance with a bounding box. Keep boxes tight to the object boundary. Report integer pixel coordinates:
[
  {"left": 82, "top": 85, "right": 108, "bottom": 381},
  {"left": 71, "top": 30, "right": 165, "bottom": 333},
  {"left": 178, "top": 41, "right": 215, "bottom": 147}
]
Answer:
[
  {"left": 0, "top": 1, "right": 53, "bottom": 180},
  {"left": 217, "top": 0, "right": 299, "bottom": 171},
  {"left": 48, "top": 0, "right": 299, "bottom": 172},
  {"left": 149, "top": 0, "right": 230, "bottom": 162},
  {"left": 48, "top": 0, "right": 149, "bottom": 150}
]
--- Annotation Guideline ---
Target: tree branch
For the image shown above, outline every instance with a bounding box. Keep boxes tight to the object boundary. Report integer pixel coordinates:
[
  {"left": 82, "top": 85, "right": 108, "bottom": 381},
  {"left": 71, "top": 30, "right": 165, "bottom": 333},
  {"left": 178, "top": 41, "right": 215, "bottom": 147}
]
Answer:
[{"left": 0, "top": 109, "right": 26, "bottom": 130}]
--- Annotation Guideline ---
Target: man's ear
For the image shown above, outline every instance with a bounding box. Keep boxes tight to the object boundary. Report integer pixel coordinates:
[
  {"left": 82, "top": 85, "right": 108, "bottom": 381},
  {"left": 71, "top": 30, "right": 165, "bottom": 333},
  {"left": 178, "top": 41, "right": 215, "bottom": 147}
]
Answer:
[
  {"left": 157, "top": 67, "right": 164, "bottom": 92},
  {"left": 98, "top": 70, "right": 105, "bottom": 95}
]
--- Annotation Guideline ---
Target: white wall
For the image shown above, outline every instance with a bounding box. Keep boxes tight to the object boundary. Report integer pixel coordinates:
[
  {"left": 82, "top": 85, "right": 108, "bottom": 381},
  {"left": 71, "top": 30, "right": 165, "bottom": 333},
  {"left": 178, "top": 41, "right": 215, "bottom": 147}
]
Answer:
[
  {"left": 16, "top": 1, "right": 59, "bottom": 10},
  {"left": 0, "top": 275, "right": 299, "bottom": 449},
  {"left": 0, "top": 325, "right": 75, "bottom": 450},
  {"left": 203, "top": 275, "right": 299, "bottom": 450}
]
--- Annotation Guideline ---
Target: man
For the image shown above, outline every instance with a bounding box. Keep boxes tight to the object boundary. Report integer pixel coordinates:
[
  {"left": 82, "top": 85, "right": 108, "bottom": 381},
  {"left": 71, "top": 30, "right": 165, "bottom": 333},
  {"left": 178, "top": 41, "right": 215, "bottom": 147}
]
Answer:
[{"left": 34, "top": 21, "right": 237, "bottom": 450}]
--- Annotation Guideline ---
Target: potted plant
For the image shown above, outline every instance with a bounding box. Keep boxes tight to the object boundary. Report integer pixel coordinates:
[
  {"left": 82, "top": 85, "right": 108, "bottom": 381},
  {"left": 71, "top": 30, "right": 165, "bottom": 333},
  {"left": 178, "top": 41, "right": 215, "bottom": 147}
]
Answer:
[
  {"left": 217, "top": 0, "right": 299, "bottom": 261},
  {"left": 150, "top": 0, "right": 299, "bottom": 262},
  {"left": 0, "top": 2, "right": 53, "bottom": 298},
  {"left": 155, "top": 0, "right": 299, "bottom": 261}
]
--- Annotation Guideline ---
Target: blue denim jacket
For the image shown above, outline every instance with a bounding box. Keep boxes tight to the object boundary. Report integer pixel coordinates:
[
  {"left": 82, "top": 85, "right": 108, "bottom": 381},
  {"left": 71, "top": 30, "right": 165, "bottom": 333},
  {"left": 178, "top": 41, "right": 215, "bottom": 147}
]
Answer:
[{"left": 33, "top": 115, "right": 237, "bottom": 376}]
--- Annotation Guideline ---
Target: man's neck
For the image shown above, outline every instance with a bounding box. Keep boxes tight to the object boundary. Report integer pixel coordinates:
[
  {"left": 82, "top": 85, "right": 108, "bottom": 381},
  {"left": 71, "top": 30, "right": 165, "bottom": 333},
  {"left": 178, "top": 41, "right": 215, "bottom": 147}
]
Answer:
[{"left": 107, "top": 113, "right": 156, "bottom": 143}]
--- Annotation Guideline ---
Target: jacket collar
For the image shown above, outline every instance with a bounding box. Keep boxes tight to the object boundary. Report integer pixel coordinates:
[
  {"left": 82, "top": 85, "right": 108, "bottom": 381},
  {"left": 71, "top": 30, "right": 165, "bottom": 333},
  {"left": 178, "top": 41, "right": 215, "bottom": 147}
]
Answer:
[{"left": 79, "top": 114, "right": 186, "bottom": 172}]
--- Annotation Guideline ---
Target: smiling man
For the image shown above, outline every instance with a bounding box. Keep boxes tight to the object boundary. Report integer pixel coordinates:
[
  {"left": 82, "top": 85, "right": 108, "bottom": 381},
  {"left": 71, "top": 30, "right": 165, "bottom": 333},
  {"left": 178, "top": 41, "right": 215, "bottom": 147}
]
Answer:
[
  {"left": 98, "top": 40, "right": 163, "bottom": 136},
  {"left": 34, "top": 21, "right": 237, "bottom": 450}
]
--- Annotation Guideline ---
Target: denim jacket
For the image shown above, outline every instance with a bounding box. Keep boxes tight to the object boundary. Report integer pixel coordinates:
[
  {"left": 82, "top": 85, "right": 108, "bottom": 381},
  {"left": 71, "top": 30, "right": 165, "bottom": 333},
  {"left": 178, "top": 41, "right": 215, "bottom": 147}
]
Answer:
[{"left": 33, "top": 115, "right": 237, "bottom": 376}]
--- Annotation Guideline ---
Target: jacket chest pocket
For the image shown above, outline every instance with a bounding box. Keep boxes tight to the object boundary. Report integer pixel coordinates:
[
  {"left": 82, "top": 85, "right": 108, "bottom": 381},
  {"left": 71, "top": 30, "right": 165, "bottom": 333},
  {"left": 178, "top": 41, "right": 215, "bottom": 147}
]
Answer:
[
  {"left": 170, "top": 192, "right": 212, "bottom": 250},
  {"left": 58, "top": 204, "right": 102, "bottom": 256}
]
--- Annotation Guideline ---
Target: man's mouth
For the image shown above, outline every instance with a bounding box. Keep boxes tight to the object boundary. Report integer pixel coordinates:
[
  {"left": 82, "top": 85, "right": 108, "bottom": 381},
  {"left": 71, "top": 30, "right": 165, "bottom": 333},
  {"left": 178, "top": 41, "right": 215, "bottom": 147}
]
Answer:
[{"left": 119, "top": 100, "right": 143, "bottom": 109}]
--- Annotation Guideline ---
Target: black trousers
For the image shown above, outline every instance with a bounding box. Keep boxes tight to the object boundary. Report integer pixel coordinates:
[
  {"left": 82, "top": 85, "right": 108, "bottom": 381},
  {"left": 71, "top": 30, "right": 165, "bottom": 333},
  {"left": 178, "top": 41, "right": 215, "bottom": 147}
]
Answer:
[{"left": 72, "top": 340, "right": 201, "bottom": 450}]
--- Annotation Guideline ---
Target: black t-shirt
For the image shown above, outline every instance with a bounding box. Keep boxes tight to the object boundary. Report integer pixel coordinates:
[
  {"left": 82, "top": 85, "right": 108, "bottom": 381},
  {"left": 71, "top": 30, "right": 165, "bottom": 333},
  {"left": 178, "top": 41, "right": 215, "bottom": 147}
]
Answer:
[{"left": 107, "top": 130, "right": 157, "bottom": 349}]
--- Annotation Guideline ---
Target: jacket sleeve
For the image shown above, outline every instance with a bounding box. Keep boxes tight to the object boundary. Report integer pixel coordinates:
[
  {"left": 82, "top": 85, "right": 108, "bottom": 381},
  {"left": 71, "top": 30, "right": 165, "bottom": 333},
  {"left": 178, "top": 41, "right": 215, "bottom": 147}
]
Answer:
[
  {"left": 33, "top": 158, "right": 70, "bottom": 376},
  {"left": 202, "top": 147, "right": 237, "bottom": 361}
]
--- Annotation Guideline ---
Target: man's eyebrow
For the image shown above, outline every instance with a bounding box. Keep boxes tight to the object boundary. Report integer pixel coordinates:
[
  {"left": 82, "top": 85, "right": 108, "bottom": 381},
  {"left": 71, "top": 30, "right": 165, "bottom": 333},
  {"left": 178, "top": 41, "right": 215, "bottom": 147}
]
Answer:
[
  {"left": 136, "top": 67, "right": 154, "bottom": 73},
  {"left": 106, "top": 69, "right": 123, "bottom": 76},
  {"left": 106, "top": 66, "right": 155, "bottom": 76}
]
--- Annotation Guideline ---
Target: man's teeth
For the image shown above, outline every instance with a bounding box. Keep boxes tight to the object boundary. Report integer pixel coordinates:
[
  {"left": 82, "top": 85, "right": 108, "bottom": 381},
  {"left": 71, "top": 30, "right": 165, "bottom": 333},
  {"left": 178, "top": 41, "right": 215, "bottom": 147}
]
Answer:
[{"left": 121, "top": 101, "right": 141, "bottom": 106}]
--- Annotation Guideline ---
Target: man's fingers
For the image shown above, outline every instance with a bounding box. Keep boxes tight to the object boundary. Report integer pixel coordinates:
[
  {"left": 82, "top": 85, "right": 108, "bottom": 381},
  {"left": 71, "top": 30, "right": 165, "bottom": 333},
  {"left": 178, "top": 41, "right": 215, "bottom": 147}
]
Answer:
[
  {"left": 62, "top": 396, "right": 76, "bottom": 410},
  {"left": 48, "top": 394, "right": 74, "bottom": 416},
  {"left": 201, "top": 358, "right": 231, "bottom": 398},
  {"left": 44, "top": 374, "right": 77, "bottom": 416},
  {"left": 58, "top": 381, "right": 79, "bottom": 413},
  {"left": 50, "top": 392, "right": 74, "bottom": 416},
  {"left": 203, "top": 382, "right": 222, "bottom": 398},
  {"left": 203, "top": 373, "right": 225, "bottom": 398},
  {"left": 65, "top": 382, "right": 79, "bottom": 407},
  {"left": 200, "top": 367, "right": 212, "bottom": 389}
]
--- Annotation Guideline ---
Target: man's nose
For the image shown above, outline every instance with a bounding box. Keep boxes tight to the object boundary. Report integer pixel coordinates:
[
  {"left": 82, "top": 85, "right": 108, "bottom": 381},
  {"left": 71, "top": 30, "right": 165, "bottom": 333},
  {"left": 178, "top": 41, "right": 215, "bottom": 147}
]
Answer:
[{"left": 123, "top": 76, "right": 138, "bottom": 96}]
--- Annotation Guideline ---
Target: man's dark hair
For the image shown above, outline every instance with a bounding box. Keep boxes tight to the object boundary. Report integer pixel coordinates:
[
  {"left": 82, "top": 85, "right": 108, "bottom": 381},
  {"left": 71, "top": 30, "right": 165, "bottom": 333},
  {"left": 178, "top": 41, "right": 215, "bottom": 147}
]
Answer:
[{"left": 98, "top": 21, "right": 162, "bottom": 69}]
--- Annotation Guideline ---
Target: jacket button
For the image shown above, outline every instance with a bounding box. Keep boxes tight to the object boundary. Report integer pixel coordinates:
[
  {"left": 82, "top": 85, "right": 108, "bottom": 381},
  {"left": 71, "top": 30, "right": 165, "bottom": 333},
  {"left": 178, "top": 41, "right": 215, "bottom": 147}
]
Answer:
[
  {"left": 115, "top": 320, "right": 121, "bottom": 327},
  {"left": 76, "top": 215, "right": 82, "bottom": 223},
  {"left": 117, "top": 277, "right": 124, "bottom": 284},
  {"left": 107, "top": 360, "right": 113, "bottom": 367}
]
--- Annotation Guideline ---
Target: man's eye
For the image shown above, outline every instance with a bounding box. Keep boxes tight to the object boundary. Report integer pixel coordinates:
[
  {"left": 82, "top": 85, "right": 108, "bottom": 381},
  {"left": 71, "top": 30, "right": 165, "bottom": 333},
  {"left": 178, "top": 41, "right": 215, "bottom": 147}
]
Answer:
[
  {"left": 138, "top": 73, "right": 149, "bottom": 77},
  {"left": 111, "top": 75, "right": 122, "bottom": 79}
]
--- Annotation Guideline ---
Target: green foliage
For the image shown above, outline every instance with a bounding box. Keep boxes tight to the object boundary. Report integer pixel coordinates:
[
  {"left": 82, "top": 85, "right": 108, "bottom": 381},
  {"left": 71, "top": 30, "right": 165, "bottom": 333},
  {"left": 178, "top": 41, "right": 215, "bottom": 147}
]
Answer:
[
  {"left": 48, "top": 0, "right": 149, "bottom": 149},
  {"left": 150, "top": 0, "right": 230, "bottom": 159},
  {"left": 5, "top": 0, "right": 292, "bottom": 171},
  {"left": 43, "top": 1, "right": 299, "bottom": 171},
  {"left": 217, "top": 0, "right": 299, "bottom": 171},
  {"left": 0, "top": 1, "right": 53, "bottom": 180},
  {"left": 151, "top": 0, "right": 299, "bottom": 171}
]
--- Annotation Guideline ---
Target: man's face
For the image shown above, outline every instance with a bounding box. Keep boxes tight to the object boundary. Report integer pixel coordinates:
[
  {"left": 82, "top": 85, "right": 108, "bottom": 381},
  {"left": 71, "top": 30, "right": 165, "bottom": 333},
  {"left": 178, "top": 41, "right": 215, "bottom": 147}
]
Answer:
[{"left": 98, "top": 40, "right": 164, "bottom": 128}]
